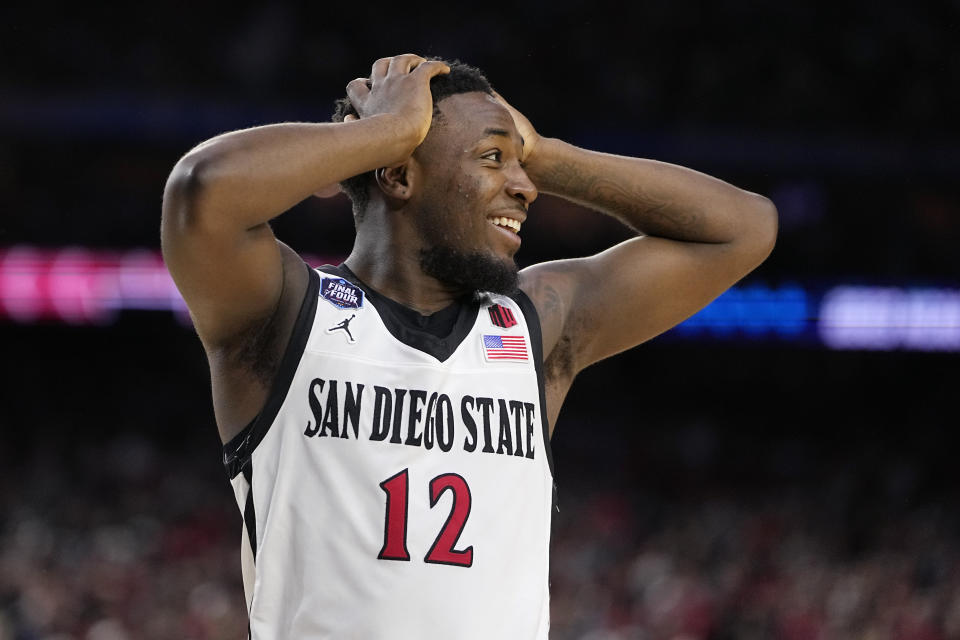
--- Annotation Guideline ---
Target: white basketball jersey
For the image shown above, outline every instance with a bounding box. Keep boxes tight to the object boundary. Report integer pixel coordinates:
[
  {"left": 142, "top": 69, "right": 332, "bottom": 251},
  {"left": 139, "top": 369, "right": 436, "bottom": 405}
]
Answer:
[{"left": 223, "top": 264, "right": 556, "bottom": 639}]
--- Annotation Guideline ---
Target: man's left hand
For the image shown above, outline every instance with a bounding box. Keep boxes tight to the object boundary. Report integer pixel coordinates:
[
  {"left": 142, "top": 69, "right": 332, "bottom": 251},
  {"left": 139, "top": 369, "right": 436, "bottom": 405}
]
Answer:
[{"left": 493, "top": 92, "right": 541, "bottom": 165}]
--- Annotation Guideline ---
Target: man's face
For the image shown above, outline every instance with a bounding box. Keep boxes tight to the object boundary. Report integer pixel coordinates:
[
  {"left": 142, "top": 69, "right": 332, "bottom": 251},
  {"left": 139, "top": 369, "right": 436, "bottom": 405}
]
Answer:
[{"left": 409, "top": 92, "right": 538, "bottom": 295}]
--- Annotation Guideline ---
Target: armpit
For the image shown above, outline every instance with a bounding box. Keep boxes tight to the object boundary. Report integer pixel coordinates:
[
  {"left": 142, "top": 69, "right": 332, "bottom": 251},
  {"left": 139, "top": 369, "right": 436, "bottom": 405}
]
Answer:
[
  {"left": 544, "top": 331, "right": 574, "bottom": 386},
  {"left": 227, "top": 311, "right": 283, "bottom": 389}
]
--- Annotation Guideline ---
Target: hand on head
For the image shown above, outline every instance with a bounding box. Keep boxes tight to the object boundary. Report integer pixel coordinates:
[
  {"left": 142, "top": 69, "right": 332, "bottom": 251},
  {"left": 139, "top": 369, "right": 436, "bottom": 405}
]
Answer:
[
  {"left": 491, "top": 91, "right": 540, "bottom": 165},
  {"left": 316, "top": 55, "right": 450, "bottom": 198},
  {"left": 343, "top": 54, "right": 450, "bottom": 146}
]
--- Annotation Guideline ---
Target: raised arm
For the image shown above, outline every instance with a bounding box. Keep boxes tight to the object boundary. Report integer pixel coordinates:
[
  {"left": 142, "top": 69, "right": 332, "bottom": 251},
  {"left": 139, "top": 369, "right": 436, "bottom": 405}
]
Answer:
[
  {"left": 499, "top": 97, "right": 778, "bottom": 427},
  {"left": 161, "top": 55, "right": 449, "bottom": 440},
  {"left": 161, "top": 55, "right": 449, "bottom": 347}
]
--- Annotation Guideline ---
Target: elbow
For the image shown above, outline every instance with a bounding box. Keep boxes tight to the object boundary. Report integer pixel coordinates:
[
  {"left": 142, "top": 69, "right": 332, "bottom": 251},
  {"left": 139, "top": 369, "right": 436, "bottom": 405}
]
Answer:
[
  {"left": 162, "top": 153, "right": 220, "bottom": 233},
  {"left": 166, "top": 153, "right": 215, "bottom": 208},
  {"left": 742, "top": 193, "right": 779, "bottom": 265},
  {"left": 757, "top": 194, "right": 780, "bottom": 256}
]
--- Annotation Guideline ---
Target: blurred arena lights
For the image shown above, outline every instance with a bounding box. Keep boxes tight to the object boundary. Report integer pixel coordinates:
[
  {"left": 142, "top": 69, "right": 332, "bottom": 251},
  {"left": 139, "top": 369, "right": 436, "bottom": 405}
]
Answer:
[
  {"left": 671, "top": 283, "right": 810, "bottom": 337},
  {"left": 0, "top": 246, "right": 186, "bottom": 325},
  {"left": 1, "top": 246, "right": 958, "bottom": 352},
  {"left": 819, "top": 286, "right": 960, "bottom": 352}
]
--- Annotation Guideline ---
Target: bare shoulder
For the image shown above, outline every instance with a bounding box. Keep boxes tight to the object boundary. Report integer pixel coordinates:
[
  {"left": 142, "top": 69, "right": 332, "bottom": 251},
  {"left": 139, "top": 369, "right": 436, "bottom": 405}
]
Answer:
[
  {"left": 519, "top": 260, "right": 579, "bottom": 360},
  {"left": 518, "top": 260, "right": 587, "bottom": 432},
  {"left": 207, "top": 242, "right": 310, "bottom": 442}
]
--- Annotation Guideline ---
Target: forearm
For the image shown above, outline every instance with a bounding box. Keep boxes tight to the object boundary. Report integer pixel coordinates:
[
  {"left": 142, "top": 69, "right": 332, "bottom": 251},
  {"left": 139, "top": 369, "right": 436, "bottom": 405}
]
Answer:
[
  {"left": 166, "top": 115, "right": 416, "bottom": 229},
  {"left": 525, "top": 137, "right": 775, "bottom": 245}
]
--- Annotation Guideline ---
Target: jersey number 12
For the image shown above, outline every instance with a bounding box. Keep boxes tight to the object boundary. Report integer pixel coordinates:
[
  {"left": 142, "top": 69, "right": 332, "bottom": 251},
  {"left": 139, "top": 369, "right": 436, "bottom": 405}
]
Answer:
[{"left": 378, "top": 468, "right": 474, "bottom": 568}]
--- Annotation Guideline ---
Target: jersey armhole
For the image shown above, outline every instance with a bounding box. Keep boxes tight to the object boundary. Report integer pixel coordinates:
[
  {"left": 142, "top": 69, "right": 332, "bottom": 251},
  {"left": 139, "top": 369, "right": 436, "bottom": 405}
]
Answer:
[
  {"left": 508, "top": 289, "right": 556, "bottom": 482},
  {"left": 223, "top": 265, "right": 321, "bottom": 479}
]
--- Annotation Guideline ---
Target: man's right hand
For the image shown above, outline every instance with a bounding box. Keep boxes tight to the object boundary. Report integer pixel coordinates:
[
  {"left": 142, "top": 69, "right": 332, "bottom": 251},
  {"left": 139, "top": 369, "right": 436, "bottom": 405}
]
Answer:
[
  {"left": 345, "top": 55, "right": 450, "bottom": 150},
  {"left": 161, "top": 54, "right": 450, "bottom": 442}
]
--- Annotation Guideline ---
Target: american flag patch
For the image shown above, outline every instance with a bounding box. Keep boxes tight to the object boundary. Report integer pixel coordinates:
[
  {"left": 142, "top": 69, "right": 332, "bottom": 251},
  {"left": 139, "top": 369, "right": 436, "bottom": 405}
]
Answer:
[{"left": 482, "top": 334, "right": 528, "bottom": 362}]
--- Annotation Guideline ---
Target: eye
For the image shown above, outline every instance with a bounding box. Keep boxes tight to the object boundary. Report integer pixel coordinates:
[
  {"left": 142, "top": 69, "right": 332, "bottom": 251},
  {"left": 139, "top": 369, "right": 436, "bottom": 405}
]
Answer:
[{"left": 481, "top": 150, "right": 502, "bottom": 163}]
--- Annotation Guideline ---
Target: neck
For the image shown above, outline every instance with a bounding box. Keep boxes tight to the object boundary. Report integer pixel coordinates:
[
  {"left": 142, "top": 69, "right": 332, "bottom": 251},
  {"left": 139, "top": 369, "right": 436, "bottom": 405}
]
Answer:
[{"left": 345, "top": 229, "right": 465, "bottom": 315}]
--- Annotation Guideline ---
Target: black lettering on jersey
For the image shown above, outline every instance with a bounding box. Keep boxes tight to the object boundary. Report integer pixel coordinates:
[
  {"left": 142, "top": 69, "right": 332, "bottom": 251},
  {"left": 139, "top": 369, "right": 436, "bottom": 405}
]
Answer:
[
  {"left": 435, "top": 395, "right": 455, "bottom": 452},
  {"left": 423, "top": 392, "right": 438, "bottom": 450},
  {"left": 524, "top": 402, "right": 536, "bottom": 460},
  {"left": 319, "top": 380, "right": 339, "bottom": 437},
  {"left": 370, "top": 386, "right": 393, "bottom": 442},
  {"left": 461, "top": 396, "right": 478, "bottom": 452},
  {"left": 405, "top": 389, "right": 427, "bottom": 447},
  {"left": 509, "top": 400, "right": 525, "bottom": 458},
  {"left": 475, "top": 397, "right": 495, "bottom": 454},
  {"left": 303, "top": 378, "right": 537, "bottom": 462},
  {"left": 304, "top": 378, "right": 326, "bottom": 437},
  {"left": 390, "top": 389, "right": 407, "bottom": 444},
  {"left": 341, "top": 382, "right": 364, "bottom": 440},
  {"left": 496, "top": 399, "right": 513, "bottom": 455}
]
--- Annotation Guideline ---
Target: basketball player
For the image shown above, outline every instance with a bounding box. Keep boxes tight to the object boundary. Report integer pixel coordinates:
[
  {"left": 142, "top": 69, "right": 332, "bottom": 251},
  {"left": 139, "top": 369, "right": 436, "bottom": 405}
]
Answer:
[{"left": 161, "top": 55, "right": 777, "bottom": 638}]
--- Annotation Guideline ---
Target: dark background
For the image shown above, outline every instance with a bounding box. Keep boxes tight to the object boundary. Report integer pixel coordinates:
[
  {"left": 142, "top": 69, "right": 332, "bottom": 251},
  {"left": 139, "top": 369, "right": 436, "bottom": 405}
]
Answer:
[{"left": 1, "top": 2, "right": 958, "bottom": 638}]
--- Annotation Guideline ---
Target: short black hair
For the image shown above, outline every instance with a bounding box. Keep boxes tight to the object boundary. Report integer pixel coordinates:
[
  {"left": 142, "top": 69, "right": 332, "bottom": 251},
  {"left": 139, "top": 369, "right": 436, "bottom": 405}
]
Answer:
[{"left": 331, "top": 58, "right": 493, "bottom": 221}]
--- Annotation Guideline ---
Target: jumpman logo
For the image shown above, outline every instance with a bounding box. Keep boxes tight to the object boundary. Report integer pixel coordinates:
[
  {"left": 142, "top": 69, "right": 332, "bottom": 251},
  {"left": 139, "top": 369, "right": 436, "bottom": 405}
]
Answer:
[{"left": 326, "top": 314, "right": 357, "bottom": 343}]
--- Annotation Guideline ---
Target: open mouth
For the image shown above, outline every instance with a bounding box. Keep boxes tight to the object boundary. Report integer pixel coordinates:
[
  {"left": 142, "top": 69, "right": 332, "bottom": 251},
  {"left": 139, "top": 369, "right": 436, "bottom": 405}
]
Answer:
[{"left": 488, "top": 216, "right": 521, "bottom": 234}]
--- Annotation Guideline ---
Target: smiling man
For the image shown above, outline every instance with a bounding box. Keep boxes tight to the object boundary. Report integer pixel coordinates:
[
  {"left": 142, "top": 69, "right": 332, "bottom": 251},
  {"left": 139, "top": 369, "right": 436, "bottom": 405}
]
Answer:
[{"left": 161, "top": 55, "right": 777, "bottom": 638}]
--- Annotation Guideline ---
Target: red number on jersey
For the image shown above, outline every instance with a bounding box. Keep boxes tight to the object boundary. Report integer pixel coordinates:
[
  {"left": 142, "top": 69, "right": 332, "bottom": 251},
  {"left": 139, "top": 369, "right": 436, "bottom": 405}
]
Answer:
[
  {"left": 377, "top": 470, "right": 474, "bottom": 567},
  {"left": 424, "top": 474, "right": 474, "bottom": 567},
  {"left": 377, "top": 469, "right": 411, "bottom": 561}
]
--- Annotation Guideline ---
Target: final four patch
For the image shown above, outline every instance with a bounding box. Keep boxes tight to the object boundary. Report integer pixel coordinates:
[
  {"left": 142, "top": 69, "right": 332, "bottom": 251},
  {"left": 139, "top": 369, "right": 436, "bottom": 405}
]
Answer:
[{"left": 321, "top": 277, "right": 364, "bottom": 309}]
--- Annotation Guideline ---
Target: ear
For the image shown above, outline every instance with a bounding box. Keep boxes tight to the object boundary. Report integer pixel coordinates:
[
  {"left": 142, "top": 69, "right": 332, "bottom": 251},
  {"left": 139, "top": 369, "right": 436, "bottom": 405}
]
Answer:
[{"left": 374, "top": 159, "right": 419, "bottom": 206}]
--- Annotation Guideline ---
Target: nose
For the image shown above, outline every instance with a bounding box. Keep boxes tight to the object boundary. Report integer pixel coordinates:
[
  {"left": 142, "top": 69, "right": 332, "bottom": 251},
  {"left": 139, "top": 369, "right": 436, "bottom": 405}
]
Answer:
[{"left": 505, "top": 164, "right": 538, "bottom": 206}]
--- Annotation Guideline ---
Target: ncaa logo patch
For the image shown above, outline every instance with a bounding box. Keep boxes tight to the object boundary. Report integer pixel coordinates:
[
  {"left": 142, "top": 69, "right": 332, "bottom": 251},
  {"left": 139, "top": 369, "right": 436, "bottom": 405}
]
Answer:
[{"left": 321, "top": 277, "right": 364, "bottom": 309}]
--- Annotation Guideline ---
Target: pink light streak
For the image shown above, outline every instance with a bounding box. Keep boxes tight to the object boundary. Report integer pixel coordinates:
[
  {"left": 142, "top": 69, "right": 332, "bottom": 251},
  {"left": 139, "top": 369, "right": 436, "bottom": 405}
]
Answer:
[
  {"left": 0, "top": 246, "right": 180, "bottom": 324},
  {"left": 0, "top": 246, "right": 328, "bottom": 325}
]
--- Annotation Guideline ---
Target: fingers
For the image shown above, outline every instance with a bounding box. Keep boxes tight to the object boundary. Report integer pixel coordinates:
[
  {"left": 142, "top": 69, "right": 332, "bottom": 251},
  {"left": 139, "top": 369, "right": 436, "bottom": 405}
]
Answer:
[
  {"left": 345, "top": 77, "right": 369, "bottom": 112},
  {"left": 372, "top": 54, "right": 443, "bottom": 81},
  {"left": 491, "top": 90, "right": 517, "bottom": 114},
  {"left": 492, "top": 90, "right": 527, "bottom": 129},
  {"left": 345, "top": 55, "right": 449, "bottom": 123},
  {"left": 372, "top": 54, "right": 423, "bottom": 82},
  {"left": 370, "top": 57, "right": 391, "bottom": 82},
  {"left": 411, "top": 59, "right": 451, "bottom": 82},
  {"left": 387, "top": 53, "right": 426, "bottom": 75}
]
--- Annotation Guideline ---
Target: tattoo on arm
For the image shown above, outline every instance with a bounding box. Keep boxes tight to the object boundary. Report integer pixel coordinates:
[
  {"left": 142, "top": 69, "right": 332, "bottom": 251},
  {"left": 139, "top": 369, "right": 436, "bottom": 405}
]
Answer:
[
  {"left": 541, "top": 283, "right": 561, "bottom": 317},
  {"left": 547, "top": 160, "right": 702, "bottom": 239},
  {"left": 532, "top": 279, "right": 579, "bottom": 380}
]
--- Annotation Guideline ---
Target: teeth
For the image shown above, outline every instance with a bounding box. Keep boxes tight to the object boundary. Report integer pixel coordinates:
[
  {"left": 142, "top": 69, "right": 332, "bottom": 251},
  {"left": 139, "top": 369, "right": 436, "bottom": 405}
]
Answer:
[{"left": 489, "top": 216, "right": 521, "bottom": 233}]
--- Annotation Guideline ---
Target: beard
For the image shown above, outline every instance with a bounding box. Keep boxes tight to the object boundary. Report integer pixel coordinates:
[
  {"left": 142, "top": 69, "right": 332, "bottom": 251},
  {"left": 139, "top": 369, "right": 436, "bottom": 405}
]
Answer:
[
  {"left": 413, "top": 184, "right": 520, "bottom": 295},
  {"left": 415, "top": 203, "right": 519, "bottom": 294},
  {"left": 418, "top": 244, "right": 519, "bottom": 295}
]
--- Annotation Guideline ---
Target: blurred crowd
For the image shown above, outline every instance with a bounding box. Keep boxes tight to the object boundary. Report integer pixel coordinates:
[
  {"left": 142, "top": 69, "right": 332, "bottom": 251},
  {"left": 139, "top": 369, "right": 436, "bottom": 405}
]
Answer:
[
  {"left": 550, "top": 492, "right": 960, "bottom": 640},
  {"left": 2, "top": 433, "right": 958, "bottom": 640},
  {"left": 0, "top": 437, "right": 247, "bottom": 639}
]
